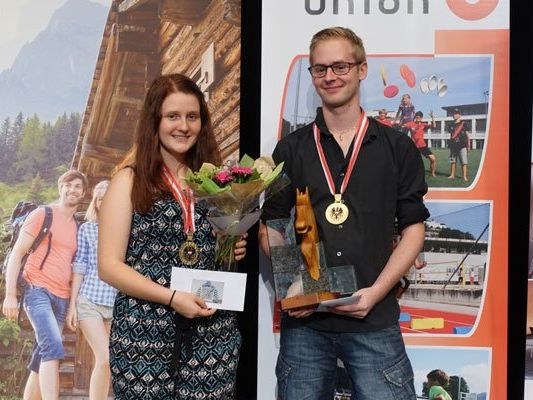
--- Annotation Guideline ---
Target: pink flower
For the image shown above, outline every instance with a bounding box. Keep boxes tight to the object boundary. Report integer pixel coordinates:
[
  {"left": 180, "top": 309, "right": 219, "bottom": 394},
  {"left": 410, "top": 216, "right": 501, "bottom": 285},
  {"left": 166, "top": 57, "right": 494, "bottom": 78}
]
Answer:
[
  {"left": 214, "top": 171, "right": 233, "bottom": 186},
  {"left": 230, "top": 166, "right": 253, "bottom": 176}
]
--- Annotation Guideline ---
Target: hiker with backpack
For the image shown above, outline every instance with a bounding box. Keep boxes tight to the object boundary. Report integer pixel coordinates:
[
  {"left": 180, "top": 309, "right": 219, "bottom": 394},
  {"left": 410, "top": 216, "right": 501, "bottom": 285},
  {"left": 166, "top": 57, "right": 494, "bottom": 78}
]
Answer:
[
  {"left": 65, "top": 180, "right": 116, "bottom": 400},
  {"left": 2, "top": 170, "right": 88, "bottom": 400}
]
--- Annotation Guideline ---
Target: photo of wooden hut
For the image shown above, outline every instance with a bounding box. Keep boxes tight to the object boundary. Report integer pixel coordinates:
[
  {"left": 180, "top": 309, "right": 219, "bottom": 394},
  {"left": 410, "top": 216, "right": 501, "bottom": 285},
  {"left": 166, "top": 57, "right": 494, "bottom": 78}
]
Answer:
[
  {"left": 72, "top": 0, "right": 241, "bottom": 188},
  {"left": 67, "top": 0, "right": 241, "bottom": 396},
  {"left": 0, "top": 1, "right": 241, "bottom": 398}
]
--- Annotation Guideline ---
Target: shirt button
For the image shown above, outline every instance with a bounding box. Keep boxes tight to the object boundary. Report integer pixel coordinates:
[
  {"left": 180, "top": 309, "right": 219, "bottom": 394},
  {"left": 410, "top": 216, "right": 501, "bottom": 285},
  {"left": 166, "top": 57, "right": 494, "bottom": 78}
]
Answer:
[
  {"left": 338, "top": 225, "right": 343, "bottom": 229},
  {"left": 340, "top": 172, "right": 345, "bottom": 177},
  {"left": 336, "top": 251, "right": 342, "bottom": 257}
]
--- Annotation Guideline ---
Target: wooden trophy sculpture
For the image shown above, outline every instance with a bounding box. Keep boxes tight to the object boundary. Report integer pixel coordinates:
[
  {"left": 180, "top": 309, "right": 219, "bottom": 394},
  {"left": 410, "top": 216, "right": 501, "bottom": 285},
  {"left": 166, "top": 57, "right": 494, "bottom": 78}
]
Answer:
[
  {"left": 280, "top": 188, "right": 340, "bottom": 310},
  {"left": 295, "top": 187, "right": 320, "bottom": 280}
]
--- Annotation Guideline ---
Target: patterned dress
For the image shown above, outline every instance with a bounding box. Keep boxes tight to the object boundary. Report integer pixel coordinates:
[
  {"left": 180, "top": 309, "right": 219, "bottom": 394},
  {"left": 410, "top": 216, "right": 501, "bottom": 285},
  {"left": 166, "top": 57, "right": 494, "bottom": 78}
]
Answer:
[{"left": 109, "top": 196, "right": 241, "bottom": 399}]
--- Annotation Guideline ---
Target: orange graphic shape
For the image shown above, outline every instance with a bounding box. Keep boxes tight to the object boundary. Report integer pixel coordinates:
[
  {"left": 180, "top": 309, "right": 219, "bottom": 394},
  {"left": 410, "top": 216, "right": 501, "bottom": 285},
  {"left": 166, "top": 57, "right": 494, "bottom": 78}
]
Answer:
[{"left": 446, "top": 0, "right": 499, "bottom": 21}]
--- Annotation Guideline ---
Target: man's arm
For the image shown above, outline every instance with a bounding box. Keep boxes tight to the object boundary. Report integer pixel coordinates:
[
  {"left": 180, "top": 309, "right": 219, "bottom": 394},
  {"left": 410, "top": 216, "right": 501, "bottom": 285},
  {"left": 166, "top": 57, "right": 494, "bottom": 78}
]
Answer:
[
  {"left": 331, "top": 222, "right": 425, "bottom": 318},
  {"left": 2, "top": 230, "right": 35, "bottom": 320},
  {"left": 429, "top": 111, "right": 436, "bottom": 128}
]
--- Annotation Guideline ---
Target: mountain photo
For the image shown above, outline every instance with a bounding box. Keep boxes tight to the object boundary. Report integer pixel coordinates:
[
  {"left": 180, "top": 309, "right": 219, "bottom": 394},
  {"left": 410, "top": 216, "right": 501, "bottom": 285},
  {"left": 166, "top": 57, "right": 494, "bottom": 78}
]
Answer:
[{"left": 0, "top": 0, "right": 109, "bottom": 122}]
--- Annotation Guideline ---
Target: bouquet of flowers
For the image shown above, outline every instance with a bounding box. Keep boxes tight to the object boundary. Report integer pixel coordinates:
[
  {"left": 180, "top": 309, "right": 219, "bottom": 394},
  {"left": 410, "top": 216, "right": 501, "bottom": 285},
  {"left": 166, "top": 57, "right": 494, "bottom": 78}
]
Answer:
[{"left": 185, "top": 154, "right": 288, "bottom": 271}]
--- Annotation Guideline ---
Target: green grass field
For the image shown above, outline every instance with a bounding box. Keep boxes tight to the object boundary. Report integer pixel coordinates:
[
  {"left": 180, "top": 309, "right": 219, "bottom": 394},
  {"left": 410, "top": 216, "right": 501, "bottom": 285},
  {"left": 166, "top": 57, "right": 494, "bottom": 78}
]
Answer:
[{"left": 422, "top": 148, "right": 483, "bottom": 188}]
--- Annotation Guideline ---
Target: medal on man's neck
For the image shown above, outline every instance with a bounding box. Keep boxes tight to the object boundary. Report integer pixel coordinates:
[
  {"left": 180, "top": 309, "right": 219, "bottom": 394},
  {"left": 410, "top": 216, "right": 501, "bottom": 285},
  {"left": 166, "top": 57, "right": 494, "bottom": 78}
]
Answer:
[
  {"left": 314, "top": 111, "right": 369, "bottom": 225},
  {"left": 161, "top": 164, "right": 199, "bottom": 265}
]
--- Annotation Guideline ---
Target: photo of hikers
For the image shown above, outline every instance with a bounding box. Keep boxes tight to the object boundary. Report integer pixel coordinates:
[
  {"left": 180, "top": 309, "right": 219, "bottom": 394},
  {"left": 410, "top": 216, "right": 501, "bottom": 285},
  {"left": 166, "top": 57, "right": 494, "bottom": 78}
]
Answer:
[
  {"left": 0, "top": 0, "right": 241, "bottom": 398},
  {"left": 280, "top": 55, "right": 491, "bottom": 189}
]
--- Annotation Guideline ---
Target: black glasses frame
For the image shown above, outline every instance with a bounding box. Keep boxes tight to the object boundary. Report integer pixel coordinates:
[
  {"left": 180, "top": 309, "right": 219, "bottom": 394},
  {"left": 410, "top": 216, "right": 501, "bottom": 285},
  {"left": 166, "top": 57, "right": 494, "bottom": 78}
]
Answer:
[{"left": 307, "top": 62, "right": 358, "bottom": 78}]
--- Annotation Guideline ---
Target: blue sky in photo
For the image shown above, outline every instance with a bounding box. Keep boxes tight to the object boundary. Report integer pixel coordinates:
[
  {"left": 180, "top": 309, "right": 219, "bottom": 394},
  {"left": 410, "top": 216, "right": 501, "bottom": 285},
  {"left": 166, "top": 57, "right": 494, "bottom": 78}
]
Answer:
[
  {"left": 425, "top": 202, "right": 490, "bottom": 240},
  {"left": 283, "top": 56, "right": 491, "bottom": 126},
  {"left": 407, "top": 346, "right": 490, "bottom": 396}
]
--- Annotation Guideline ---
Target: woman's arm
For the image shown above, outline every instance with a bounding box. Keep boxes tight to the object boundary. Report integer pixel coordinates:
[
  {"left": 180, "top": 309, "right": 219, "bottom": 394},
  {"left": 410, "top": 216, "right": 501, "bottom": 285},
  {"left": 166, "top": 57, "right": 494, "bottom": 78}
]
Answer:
[
  {"left": 98, "top": 168, "right": 215, "bottom": 319},
  {"left": 66, "top": 224, "right": 90, "bottom": 330},
  {"left": 66, "top": 273, "right": 83, "bottom": 331}
]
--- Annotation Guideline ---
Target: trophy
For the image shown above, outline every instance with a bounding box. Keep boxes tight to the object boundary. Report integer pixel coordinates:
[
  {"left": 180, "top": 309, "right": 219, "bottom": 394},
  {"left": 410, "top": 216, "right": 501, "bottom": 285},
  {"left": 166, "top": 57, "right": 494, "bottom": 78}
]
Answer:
[{"left": 266, "top": 188, "right": 358, "bottom": 310}]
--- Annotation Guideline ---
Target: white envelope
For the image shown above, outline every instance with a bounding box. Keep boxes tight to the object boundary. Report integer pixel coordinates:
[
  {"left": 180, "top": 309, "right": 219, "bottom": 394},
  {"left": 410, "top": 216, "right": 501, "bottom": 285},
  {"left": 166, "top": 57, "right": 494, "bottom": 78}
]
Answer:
[
  {"left": 316, "top": 295, "right": 361, "bottom": 312},
  {"left": 170, "top": 267, "right": 247, "bottom": 311}
]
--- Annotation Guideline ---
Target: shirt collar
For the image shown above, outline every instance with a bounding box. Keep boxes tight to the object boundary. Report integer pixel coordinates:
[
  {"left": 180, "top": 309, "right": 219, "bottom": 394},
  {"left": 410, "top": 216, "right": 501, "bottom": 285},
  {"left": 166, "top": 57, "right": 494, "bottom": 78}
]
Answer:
[{"left": 314, "top": 107, "right": 377, "bottom": 143}]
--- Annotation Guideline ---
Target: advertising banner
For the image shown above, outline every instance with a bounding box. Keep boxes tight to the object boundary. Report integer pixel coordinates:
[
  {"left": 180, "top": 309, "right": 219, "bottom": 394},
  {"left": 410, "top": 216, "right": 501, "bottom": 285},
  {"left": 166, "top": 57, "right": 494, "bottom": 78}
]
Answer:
[
  {"left": 0, "top": 0, "right": 241, "bottom": 397},
  {"left": 259, "top": 1, "right": 509, "bottom": 399}
]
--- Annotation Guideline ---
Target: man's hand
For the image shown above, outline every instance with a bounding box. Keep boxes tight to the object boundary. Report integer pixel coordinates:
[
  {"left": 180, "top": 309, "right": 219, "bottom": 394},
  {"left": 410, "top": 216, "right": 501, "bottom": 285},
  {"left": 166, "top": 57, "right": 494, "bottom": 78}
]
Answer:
[
  {"left": 2, "top": 294, "right": 19, "bottom": 321},
  {"left": 287, "top": 306, "right": 316, "bottom": 318},
  {"left": 329, "top": 287, "right": 380, "bottom": 319}
]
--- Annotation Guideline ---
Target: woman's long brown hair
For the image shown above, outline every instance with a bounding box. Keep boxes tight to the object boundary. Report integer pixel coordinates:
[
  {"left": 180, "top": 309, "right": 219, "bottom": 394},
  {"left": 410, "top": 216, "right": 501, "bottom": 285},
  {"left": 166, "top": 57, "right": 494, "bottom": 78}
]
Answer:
[{"left": 119, "top": 74, "right": 222, "bottom": 213}]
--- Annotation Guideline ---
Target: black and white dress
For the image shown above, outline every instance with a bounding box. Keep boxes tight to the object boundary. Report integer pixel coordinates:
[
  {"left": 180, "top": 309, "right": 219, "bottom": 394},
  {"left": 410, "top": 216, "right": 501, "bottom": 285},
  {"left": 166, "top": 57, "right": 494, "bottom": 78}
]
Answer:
[{"left": 109, "top": 196, "right": 241, "bottom": 399}]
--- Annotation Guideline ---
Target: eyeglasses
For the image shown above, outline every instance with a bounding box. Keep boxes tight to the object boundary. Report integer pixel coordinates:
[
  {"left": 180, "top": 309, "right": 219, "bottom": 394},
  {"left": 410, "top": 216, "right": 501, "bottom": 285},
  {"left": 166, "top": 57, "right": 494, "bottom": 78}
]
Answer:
[{"left": 307, "top": 62, "right": 358, "bottom": 78}]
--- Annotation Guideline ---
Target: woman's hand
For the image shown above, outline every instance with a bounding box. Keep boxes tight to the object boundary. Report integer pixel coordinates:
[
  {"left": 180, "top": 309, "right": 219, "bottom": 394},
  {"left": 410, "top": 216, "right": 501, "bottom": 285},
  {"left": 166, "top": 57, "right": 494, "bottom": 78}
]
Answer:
[
  {"left": 234, "top": 233, "right": 248, "bottom": 261},
  {"left": 170, "top": 291, "right": 216, "bottom": 319},
  {"left": 65, "top": 305, "right": 78, "bottom": 332}
]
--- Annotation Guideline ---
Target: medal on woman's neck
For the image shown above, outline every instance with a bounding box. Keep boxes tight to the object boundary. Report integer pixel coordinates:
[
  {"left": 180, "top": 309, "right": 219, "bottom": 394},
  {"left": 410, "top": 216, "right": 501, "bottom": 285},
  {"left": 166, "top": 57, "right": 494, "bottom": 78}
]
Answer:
[
  {"left": 313, "top": 110, "right": 369, "bottom": 225},
  {"left": 161, "top": 163, "right": 199, "bottom": 265}
]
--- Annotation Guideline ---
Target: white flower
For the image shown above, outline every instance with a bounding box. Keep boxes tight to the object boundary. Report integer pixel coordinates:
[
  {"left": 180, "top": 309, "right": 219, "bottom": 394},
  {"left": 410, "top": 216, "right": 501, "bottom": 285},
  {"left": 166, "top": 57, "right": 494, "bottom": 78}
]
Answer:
[{"left": 253, "top": 156, "right": 275, "bottom": 180}]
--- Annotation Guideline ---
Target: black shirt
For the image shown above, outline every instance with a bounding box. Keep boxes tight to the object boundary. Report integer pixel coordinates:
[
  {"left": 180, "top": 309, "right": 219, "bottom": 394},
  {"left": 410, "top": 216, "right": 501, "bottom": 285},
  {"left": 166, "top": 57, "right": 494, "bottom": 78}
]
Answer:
[
  {"left": 262, "top": 108, "right": 429, "bottom": 332},
  {"left": 447, "top": 120, "right": 469, "bottom": 149}
]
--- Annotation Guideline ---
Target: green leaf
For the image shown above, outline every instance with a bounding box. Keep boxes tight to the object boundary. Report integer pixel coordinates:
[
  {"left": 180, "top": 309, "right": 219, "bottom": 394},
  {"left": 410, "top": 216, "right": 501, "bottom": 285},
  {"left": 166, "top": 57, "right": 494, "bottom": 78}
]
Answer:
[
  {"left": 239, "top": 154, "right": 254, "bottom": 167},
  {"left": 249, "top": 169, "right": 261, "bottom": 181},
  {"left": 201, "top": 178, "right": 230, "bottom": 194},
  {"left": 198, "top": 162, "right": 217, "bottom": 176},
  {"left": 265, "top": 161, "right": 284, "bottom": 186}
]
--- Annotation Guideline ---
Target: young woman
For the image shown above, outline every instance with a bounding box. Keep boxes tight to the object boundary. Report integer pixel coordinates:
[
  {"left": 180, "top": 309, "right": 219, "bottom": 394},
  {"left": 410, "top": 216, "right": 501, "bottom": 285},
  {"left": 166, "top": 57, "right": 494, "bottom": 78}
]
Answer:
[
  {"left": 98, "top": 74, "right": 246, "bottom": 399},
  {"left": 66, "top": 180, "right": 115, "bottom": 400}
]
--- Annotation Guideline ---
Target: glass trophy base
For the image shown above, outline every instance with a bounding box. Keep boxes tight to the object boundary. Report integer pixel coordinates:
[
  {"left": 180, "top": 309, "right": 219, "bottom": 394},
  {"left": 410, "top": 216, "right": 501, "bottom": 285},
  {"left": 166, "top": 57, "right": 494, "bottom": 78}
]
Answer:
[{"left": 266, "top": 218, "right": 358, "bottom": 312}]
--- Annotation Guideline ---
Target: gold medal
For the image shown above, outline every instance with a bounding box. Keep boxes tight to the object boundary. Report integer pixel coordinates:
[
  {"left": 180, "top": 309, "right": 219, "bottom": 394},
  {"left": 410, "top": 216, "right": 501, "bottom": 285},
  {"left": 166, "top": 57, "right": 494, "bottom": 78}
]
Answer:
[
  {"left": 178, "top": 233, "right": 200, "bottom": 265},
  {"left": 313, "top": 113, "right": 368, "bottom": 227},
  {"left": 325, "top": 194, "right": 349, "bottom": 225}
]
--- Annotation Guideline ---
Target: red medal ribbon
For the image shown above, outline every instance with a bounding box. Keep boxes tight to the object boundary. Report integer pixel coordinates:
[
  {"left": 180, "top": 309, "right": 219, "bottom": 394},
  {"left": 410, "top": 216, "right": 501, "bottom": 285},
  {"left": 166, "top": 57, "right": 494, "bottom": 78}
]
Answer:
[
  {"left": 161, "top": 164, "right": 196, "bottom": 235},
  {"left": 451, "top": 121, "right": 465, "bottom": 140},
  {"left": 313, "top": 110, "right": 369, "bottom": 196}
]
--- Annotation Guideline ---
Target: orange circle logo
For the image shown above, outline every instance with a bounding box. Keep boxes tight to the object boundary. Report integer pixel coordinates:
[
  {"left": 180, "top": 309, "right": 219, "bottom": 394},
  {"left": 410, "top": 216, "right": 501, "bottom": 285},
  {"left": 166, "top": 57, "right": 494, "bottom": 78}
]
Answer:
[{"left": 446, "top": 0, "right": 499, "bottom": 20}]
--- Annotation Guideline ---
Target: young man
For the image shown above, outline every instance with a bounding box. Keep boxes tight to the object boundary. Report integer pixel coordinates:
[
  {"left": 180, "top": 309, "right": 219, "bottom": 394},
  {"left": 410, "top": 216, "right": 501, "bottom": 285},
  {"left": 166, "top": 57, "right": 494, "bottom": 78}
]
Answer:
[
  {"left": 259, "top": 27, "right": 428, "bottom": 399},
  {"left": 376, "top": 108, "right": 393, "bottom": 127},
  {"left": 426, "top": 369, "right": 452, "bottom": 400},
  {"left": 403, "top": 110, "right": 438, "bottom": 177},
  {"left": 447, "top": 108, "right": 470, "bottom": 181},
  {"left": 2, "top": 170, "right": 88, "bottom": 400}
]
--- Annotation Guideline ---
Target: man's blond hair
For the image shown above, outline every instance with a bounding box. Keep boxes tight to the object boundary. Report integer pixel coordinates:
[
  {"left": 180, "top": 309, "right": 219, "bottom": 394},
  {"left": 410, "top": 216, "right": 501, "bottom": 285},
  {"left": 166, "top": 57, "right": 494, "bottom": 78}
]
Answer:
[{"left": 310, "top": 27, "right": 366, "bottom": 65}]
